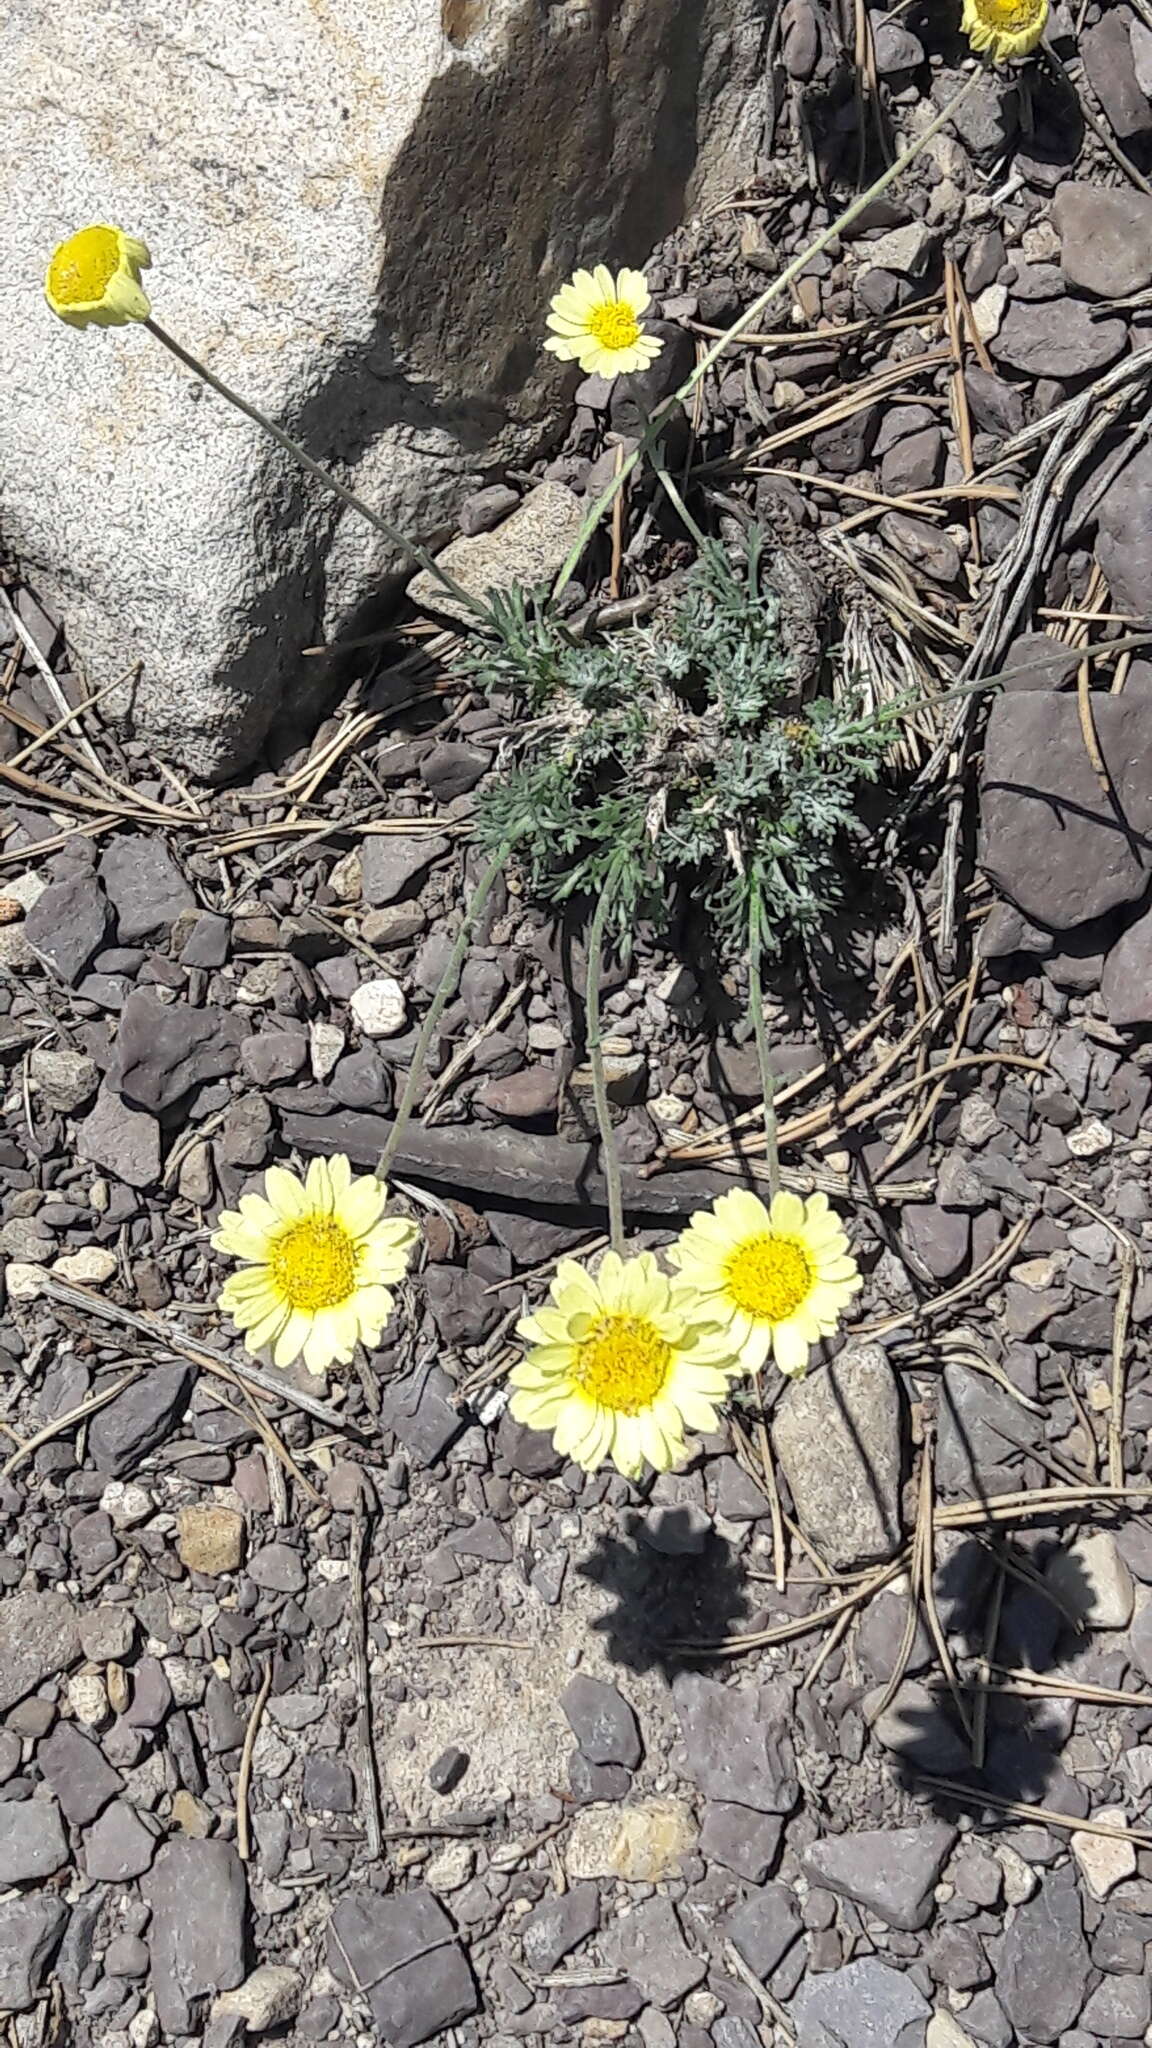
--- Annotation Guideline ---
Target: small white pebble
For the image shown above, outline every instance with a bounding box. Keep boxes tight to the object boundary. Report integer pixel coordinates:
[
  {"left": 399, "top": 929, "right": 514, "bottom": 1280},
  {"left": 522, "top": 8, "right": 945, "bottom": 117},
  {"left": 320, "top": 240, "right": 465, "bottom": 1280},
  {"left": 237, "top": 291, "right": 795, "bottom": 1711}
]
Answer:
[
  {"left": 4, "top": 1262, "right": 47, "bottom": 1301},
  {"left": 1066, "top": 1117, "right": 1112, "bottom": 1158},
  {"left": 349, "top": 977, "right": 407, "bottom": 1038},
  {"left": 100, "top": 1481, "right": 153, "bottom": 1529},
  {"left": 67, "top": 1673, "right": 109, "bottom": 1727},
  {"left": 53, "top": 1247, "right": 118, "bottom": 1285}
]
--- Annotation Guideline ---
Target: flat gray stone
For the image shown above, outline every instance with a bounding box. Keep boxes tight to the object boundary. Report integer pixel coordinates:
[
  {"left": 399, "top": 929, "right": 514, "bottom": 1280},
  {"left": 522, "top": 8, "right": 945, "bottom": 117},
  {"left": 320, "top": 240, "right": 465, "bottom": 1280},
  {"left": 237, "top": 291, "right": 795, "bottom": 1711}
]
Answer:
[
  {"left": 561, "top": 1676, "right": 641, "bottom": 1768},
  {"left": 803, "top": 1823, "right": 956, "bottom": 1931},
  {"left": 992, "top": 291, "right": 1126, "bottom": 380},
  {"left": 360, "top": 834, "right": 451, "bottom": 908},
  {"left": 771, "top": 1343, "right": 902, "bottom": 1570},
  {"left": 1103, "top": 900, "right": 1152, "bottom": 1029},
  {"left": 111, "top": 988, "right": 244, "bottom": 1114},
  {"left": 998, "top": 1864, "right": 1089, "bottom": 2044},
  {"left": 24, "top": 873, "right": 109, "bottom": 985},
  {"left": 672, "top": 1673, "right": 798, "bottom": 1814},
  {"left": 791, "top": 1958, "right": 930, "bottom": 2048},
  {"left": 38, "top": 1724, "right": 122, "bottom": 1825},
  {"left": 980, "top": 693, "right": 1152, "bottom": 929},
  {"left": 723, "top": 1882, "right": 801, "bottom": 1979},
  {"left": 0, "top": 1591, "right": 80, "bottom": 1711},
  {"left": 84, "top": 1799, "right": 158, "bottom": 1880},
  {"left": 144, "top": 1838, "right": 247, "bottom": 2036},
  {"left": 0, "top": 1802, "right": 69, "bottom": 1886},
  {"left": 598, "top": 1896, "right": 706, "bottom": 2010},
  {"left": 76, "top": 1082, "right": 162, "bottom": 1190},
  {"left": 519, "top": 1884, "right": 599, "bottom": 1973},
  {"left": 0, "top": 1899, "right": 68, "bottom": 2014},
  {"left": 1098, "top": 439, "right": 1152, "bottom": 624},
  {"left": 327, "top": 1886, "right": 478, "bottom": 2048},
  {"left": 87, "top": 1364, "right": 193, "bottom": 1477},
  {"left": 99, "top": 835, "right": 195, "bottom": 941},
  {"left": 1054, "top": 182, "right": 1152, "bottom": 300}
]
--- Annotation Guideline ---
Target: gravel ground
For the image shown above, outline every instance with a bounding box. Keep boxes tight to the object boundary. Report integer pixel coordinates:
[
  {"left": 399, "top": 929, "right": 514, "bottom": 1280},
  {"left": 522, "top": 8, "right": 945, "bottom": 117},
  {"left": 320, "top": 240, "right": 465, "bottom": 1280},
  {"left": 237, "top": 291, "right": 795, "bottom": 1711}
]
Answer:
[{"left": 5, "top": 5, "right": 1152, "bottom": 2047}]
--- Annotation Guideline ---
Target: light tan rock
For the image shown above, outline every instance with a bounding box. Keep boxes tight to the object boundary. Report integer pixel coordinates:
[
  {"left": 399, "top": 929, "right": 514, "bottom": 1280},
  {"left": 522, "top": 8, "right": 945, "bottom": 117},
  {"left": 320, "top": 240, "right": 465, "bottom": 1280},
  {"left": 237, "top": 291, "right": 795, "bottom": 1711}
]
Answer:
[
  {"left": 177, "top": 1505, "right": 245, "bottom": 1577},
  {"left": 565, "top": 1797, "right": 697, "bottom": 1883}
]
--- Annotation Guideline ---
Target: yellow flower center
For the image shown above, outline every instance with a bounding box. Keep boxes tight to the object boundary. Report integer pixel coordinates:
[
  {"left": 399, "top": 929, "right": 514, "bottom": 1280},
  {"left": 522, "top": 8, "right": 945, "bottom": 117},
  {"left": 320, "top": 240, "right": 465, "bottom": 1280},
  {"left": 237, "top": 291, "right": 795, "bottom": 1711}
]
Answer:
[
  {"left": 269, "top": 1217, "right": 360, "bottom": 1314},
  {"left": 587, "top": 300, "right": 642, "bottom": 354},
  {"left": 47, "top": 227, "right": 121, "bottom": 308},
  {"left": 725, "top": 1234, "right": 814, "bottom": 1321},
  {"left": 573, "top": 1313, "right": 672, "bottom": 1413},
  {"left": 969, "top": 0, "right": 1044, "bottom": 25}
]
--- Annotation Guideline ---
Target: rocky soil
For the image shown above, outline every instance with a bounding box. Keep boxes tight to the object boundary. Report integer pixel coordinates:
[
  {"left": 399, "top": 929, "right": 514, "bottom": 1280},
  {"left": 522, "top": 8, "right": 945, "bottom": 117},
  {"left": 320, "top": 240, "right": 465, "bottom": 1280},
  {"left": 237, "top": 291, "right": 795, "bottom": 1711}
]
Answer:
[{"left": 4, "top": 4, "right": 1152, "bottom": 2048}]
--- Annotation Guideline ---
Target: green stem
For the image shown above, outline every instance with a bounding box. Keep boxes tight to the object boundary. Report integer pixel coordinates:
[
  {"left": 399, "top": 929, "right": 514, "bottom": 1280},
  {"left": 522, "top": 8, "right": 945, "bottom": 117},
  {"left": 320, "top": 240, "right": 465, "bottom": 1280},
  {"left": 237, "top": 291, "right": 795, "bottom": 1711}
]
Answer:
[
  {"left": 551, "top": 69, "right": 983, "bottom": 600},
  {"left": 584, "top": 874, "right": 627, "bottom": 1256},
  {"left": 375, "top": 848, "right": 509, "bottom": 1183},
  {"left": 644, "top": 405, "right": 708, "bottom": 550},
  {"left": 143, "top": 318, "right": 488, "bottom": 623},
  {"left": 747, "top": 889, "right": 781, "bottom": 1201}
]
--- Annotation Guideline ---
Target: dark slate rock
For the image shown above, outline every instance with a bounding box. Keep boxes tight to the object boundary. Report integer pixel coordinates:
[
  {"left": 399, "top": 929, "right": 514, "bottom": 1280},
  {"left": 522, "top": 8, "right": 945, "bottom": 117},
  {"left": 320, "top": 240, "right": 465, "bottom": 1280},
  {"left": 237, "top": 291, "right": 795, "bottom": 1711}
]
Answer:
[
  {"left": 561, "top": 1676, "right": 642, "bottom": 1768},
  {"left": 125, "top": 1656, "right": 174, "bottom": 1730},
  {"left": 327, "top": 1887, "right": 478, "bottom": 2048},
  {"left": 0, "top": 1591, "right": 80, "bottom": 1711},
  {"left": 38, "top": 1724, "right": 122, "bottom": 1825},
  {"left": 791, "top": 1957, "right": 931, "bottom": 2048},
  {"left": 302, "top": 1756, "right": 355, "bottom": 1813},
  {"left": 992, "top": 291, "right": 1126, "bottom": 379},
  {"left": 76, "top": 1083, "right": 163, "bottom": 1190},
  {"left": 239, "top": 1030, "right": 308, "bottom": 1087},
  {"left": 1103, "top": 899, "right": 1152, "bottom": 1029},
  {"left": 1082, "top": 10, "right": 1152, "bottom": 145},
  {"left": 723, "top": 1882, "right": 801, "bottom": 1979},
  {"left": 24, "top": 873, "right": 109, "bottom": 984},
  {"left": 377, "top": 1365, "right": 465, "bottom": 1466},
  {"left": 901, "top": 1201, "right": 970, "bottom": 1282},
  {"left": 1080, "top": 1970, "right": 1151, "bottom": 2039},
  {"left": 672, "top": 1673, "right": 798, "bottom": 1814},
  {"left": 998, "top": 1864, "right": 1089, "bottom": 2043},
  {"left": 1054, "top": 183, "right": 1152, "bottom": 300},
  {"left": 962, "top": 1989, "right": 1012, "bottom": 2048},
  {"left": 979, "top": 694, "right": 1152, "bottom": 929},
  {"left": 111, "top": 988, "right": 244, "bottom": 1114},
  {"left": 180, "top": 913, "right": 230, "bottom": 968},
  {"left": 87, "top": 1364, "right": 193, "bottom": 1477},
  {"left": 144, "top": 1838, "right": 247, "bottom": 2036},
  {"left": 420, "top": 743, "right": 491, "bottom": 801},
  {"left": 0, "top": 1898, "right": 68, "bottom": 2013},
  {"left": 699, "top": 1802, "right": 783, "bottom": 1883},
  {"left": 0, "top": 1801, "right": 69, "bottom": 1885},
  {"left": 597, "top": 1896, "right": 706, "bottom": 2009},
  {"left": 84, "top": 1799, "right": 158, "bottom": 1880},
  {"left": 360, "top": 835, "right": 451, "bottom": 908},
  {"left": 519, "top": 1883, "right": 600, "bottom": 1973},
  {"left": 998, "top": 630, "right": 1081, "bottom": 694},
  {"left": 568, "top": 1754, "right": 631, "bottom": 1804},
  {"left": 247, "top": 1542, "right": 306, "bottom": 1594},
  {"left": 99, "top": 836, "right": 194, "bottom": 942},
  {"left": 936, "top": 1360, "right": 1032, "bottom": 1495},
  {"left": 1097, "top": 438, "right": 1152, "bottom": 624},
  {"left": 803, "top": 1823, "right": 955, "bottom": 1932}
]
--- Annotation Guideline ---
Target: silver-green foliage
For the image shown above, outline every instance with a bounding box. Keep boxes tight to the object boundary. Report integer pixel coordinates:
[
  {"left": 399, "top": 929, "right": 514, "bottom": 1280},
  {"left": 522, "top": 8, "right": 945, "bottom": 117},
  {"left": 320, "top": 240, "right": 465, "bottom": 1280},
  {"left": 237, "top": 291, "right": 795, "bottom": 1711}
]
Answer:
[{"left": 471, "top": 528, "right": 899, "bottom": 950}]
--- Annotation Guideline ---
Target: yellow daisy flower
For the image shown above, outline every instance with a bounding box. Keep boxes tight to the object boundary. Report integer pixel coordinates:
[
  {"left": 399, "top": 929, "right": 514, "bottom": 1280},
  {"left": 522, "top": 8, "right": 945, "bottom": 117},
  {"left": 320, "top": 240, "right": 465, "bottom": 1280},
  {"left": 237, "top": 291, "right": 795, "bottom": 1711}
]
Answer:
[
  {"left": 544, "top": 265, "right": 664, "bottom": 379},
  {"left": 508, "top": 1249, "right": 741, "bottom": 1480},
  {"left": 668, "top": 1188, "right": 861, "bottom": 1381},
  {"left": 960, "top": 0, "right": 1047, "bottom": 61},
  {"left": 212, "top": 1155, "right": 417, "bottom": 1377},
  {"left": 45, "top": 226, "right": 152, "bottom": 330}
]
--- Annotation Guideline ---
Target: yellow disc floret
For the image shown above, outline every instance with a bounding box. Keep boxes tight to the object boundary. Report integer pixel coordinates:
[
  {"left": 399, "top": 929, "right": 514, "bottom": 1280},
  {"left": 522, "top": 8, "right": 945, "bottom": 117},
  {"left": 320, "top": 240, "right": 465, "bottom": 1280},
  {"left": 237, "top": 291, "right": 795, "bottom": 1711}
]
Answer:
[
  {"left": 724, "top": 1235, "right": 815, "bottom": 1322},
  {"left": 961, "top": 0, "right": 1047, "bottom": 61},
  {"left": 44, "top": 224, "right": 153, "bottom": 330},
  {"left": 543, "top": 263, "right": 664, "bottom": 379}
]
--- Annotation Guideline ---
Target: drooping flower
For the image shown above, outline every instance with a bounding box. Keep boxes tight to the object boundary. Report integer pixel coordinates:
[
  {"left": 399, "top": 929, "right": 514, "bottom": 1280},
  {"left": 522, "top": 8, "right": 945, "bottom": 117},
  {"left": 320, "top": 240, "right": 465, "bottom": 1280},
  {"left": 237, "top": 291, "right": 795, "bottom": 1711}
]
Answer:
[
  {"left": 45, "top": 226, "right": 152, "bottom": 329},
  {"left": 508, "top": 1249, "right": 742, "bottom": 1479},
  {"left": 960, "top": 0, "right": 1047, "bottom": 61},
  {"left": 668, "top": 1188, "right": 861, "bottom": 1380},
  {"left": 212, "top": 1156, "right": 417, "bottom": 1376},
  {"left": 544, "top": 265, "right": 664, "bottom": 379}
]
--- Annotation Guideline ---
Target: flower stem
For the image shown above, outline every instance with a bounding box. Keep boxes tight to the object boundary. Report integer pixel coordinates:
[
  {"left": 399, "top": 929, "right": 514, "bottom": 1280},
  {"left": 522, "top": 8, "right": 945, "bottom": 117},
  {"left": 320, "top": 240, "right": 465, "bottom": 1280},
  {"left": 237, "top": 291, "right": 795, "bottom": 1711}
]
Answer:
[
  {"left": 584, "top": 876, "right": 627, "bottom": 1256},
  {"left": 375, "top": 848, "right": 509, "bottom": 1184},
  {"left": 551, "top": 68, "right": 983, "bottom": 600},
  {"left": 142, "top": 319, "right": 488, "bottom": 622},
  {"left": 747, "top": 888, "right": 781, "bottom": 1201}
]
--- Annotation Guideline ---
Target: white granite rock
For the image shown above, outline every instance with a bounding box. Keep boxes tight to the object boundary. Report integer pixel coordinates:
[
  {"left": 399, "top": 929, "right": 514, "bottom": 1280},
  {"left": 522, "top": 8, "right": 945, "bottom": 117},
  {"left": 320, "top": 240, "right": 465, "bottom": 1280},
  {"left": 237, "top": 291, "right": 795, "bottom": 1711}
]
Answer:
[{"left": 3, "top": 0, "right": 767, "bottom": 776}]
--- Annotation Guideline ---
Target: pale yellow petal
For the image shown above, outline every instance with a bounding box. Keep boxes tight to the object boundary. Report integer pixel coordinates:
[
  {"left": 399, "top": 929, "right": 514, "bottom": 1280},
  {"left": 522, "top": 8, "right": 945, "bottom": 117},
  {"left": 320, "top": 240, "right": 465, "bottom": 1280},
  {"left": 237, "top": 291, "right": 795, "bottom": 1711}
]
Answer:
[
  {"left": 616, "top": 267, "right": 650, "bottom": 314},
  {"left": 263, "top": 1165, "right": 309, "bottom": 1221},
  {"left": 305, "top": 1156, "right": 333, "bottom": 1215},
  {"left": 772, "top": 1319, "right": 810, "bottom": 1378},
  {"left": 769, "top": 1189, "right": 806, "bottom": 1234},
  {"left": 272, "top": 1313, "right": 309, "bottom": 1368}
]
